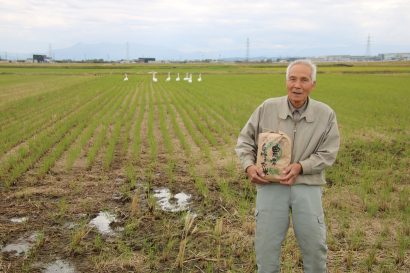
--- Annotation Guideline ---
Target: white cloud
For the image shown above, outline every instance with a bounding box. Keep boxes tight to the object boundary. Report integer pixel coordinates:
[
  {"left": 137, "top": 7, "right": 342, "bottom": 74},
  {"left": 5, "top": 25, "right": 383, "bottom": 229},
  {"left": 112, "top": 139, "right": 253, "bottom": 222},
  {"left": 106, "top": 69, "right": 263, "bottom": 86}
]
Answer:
[{"left": 0, "top": 0, "right": 409, "bottom": 57}]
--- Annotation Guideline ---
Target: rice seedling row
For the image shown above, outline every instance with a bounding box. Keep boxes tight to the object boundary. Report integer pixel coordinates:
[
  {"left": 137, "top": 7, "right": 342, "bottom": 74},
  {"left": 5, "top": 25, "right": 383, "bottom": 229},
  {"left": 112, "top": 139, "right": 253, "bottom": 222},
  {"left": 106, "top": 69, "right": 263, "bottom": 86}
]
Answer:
[
  {"left": 156, "top": 83, "right": 191, "bottom": 158},
  {"left": 179, "top": 82, "right": 237, "bottom": 144},
  {"left": 164, "top": 85, "right": 211, "bottom": 159},
  {"left": 103, "top": 83, "right": 136, "bottom": 169},
  {"left": 131, "top": 80, "right": 148, "bottom": 162},
  {"left": 63, "top": 83, "right": 126, "bottom": 171},
  {"left": 170, "top": 85, "right": 219, "bottom": 146},
  {"left": 0, "top": 77, "right": 100, "bottom": 129},
  {"left": 0, "top": 82, "right": 116, "bottom": 186},
  {"left": 121, "top": 82, "right": 144, "bottom": 156},
  {"left": 0, "top": 80, "right": 109, "bottom": 159},
  {"left": 85, "top": 83, "right": 131, "bottom": 169},
  {"left": 171, "top": 84, "right": 228, "bottom": 145}
]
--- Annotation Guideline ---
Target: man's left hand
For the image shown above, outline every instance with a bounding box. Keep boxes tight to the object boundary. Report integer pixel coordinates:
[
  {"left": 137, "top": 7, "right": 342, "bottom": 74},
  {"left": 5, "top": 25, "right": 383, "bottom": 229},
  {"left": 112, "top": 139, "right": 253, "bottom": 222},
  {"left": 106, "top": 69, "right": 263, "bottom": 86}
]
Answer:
[{"left": 279, "top": 163, "right": 302, "bottom": 185}]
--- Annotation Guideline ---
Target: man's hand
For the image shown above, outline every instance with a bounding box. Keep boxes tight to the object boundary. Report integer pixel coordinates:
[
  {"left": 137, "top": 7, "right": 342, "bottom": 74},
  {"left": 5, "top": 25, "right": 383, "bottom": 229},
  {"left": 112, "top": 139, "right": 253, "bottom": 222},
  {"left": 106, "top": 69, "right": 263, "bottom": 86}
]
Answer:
[
  {"left": 279, "top": 163, "right": 302, "bottom": 185},
  {"left": 246, "top": 165, "right": 270, "bottom": 184}
]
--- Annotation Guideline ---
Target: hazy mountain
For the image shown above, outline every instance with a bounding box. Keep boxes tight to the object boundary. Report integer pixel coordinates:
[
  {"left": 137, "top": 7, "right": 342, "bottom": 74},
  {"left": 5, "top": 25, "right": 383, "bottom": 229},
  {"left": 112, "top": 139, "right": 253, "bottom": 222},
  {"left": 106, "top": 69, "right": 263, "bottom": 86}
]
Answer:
[{"left": 51, "top": 42, "right": 187, "bottom": 61}]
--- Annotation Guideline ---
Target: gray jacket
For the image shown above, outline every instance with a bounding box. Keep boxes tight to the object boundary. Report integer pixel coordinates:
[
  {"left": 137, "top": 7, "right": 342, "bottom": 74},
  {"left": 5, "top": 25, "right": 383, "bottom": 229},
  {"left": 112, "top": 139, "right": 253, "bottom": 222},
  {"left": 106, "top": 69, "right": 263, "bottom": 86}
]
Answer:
[{"left": 235, "top": 96, "right": 340, "bottom": 185}]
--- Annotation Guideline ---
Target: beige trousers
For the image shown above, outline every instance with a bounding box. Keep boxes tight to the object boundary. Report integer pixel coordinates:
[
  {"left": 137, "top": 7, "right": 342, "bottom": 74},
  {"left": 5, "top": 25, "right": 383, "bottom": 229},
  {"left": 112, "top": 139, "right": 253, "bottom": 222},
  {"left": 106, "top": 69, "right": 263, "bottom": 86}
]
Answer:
[{"left": 255, "top": 183, "right": 327, "bottom": 273}]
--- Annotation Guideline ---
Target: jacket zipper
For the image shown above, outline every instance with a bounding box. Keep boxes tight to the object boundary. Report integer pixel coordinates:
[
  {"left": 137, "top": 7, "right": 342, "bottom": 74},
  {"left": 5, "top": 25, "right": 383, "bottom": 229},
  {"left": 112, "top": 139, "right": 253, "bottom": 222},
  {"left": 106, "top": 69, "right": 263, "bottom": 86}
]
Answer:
[{"left": 292, "top": 120, "right": 297, "bottom": 161}]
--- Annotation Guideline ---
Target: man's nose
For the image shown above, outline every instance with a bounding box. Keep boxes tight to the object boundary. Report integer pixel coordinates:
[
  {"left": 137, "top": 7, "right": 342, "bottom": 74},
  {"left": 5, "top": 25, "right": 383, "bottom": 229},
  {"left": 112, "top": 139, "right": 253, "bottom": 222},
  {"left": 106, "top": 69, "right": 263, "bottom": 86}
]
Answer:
[{"left": 294, "top": 80, "right": 302, "bottom": 88}]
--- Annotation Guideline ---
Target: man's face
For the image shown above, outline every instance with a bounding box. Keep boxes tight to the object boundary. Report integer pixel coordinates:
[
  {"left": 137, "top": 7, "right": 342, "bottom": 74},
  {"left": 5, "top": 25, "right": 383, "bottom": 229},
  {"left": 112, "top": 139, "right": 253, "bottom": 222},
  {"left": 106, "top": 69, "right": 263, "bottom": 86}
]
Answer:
[{"left": 286, "top": 64, "right": 316, "bottom": 108}]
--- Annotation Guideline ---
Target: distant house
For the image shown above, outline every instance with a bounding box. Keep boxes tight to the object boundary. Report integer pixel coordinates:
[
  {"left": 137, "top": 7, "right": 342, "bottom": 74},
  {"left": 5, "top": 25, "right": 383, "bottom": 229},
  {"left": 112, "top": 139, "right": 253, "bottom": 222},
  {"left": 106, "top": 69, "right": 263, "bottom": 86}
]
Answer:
[
  {"left": 138, "top": 58, "right": 156, "bottom": 63},
  {"left": 33, "top": 54, "right": 47, "bottom": 63}
]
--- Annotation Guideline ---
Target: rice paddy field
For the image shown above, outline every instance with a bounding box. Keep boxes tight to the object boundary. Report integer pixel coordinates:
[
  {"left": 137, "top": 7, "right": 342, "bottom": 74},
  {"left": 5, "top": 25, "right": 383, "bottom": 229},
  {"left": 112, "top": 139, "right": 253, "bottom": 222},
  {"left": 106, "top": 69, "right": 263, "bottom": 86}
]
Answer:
[{"left": 0, "top": 62, "right": 409, "bottom": 272}]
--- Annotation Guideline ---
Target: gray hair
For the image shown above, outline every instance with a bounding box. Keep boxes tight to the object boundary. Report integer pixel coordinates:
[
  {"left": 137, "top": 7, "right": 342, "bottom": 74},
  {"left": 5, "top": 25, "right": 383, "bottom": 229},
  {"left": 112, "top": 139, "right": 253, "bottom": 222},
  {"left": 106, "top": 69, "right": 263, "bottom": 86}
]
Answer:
[{"left": 286, "top": 59, "right": 317, "bottom": 82}]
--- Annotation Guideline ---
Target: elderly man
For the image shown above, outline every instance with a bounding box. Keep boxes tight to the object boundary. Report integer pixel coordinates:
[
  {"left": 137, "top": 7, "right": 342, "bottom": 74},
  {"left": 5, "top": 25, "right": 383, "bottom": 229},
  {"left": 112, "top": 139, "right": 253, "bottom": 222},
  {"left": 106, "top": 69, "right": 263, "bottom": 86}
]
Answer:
[{"left": 235, "top": 59, "right": 340, "bottom": 273}]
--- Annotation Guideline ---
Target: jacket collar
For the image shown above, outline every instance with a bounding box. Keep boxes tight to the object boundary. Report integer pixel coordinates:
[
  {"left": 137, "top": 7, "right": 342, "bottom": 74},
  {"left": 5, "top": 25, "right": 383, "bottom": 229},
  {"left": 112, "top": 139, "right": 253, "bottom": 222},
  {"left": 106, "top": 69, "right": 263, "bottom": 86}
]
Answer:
[{"left": 279, "top": 96, "right": 315, "bottom": 122}]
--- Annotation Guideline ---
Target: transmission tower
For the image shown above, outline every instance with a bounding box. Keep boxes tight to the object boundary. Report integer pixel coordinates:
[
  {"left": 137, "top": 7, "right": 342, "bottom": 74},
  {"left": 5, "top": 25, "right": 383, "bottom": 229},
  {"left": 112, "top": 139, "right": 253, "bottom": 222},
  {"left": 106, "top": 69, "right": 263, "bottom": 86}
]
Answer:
[
  {"left": 126, "top": 42, "right": 130, "bottom": 61},
  {"left": 366, "top": 34, "right": 371, "bottom": 56}
]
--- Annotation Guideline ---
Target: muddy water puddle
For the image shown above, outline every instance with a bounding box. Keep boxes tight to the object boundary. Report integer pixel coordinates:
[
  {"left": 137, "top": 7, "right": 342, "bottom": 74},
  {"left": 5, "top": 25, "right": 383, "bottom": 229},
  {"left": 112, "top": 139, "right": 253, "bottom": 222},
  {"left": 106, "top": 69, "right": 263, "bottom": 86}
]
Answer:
[
  {"left": 1, "top": 232, "right": 38, "bottom": 256},
  {"left": 10, "top": 216, "right": 29, "bottom": 223},
  {"left": 89, "top": 211, "right": 122, "bottom": 236},
  {"left": 153, "top": 188, "right": 192, "bottom": 212},
  {"left": 42, "top": 259, "right": 76, "bottom": 273}
]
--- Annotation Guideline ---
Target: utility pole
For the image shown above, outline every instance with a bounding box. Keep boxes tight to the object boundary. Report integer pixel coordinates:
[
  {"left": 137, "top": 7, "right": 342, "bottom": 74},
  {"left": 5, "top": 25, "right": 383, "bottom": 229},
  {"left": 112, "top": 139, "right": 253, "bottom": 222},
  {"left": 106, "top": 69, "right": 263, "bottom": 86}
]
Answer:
[{"left": 48, "top": 43, "right": 52, "bottom": 59}]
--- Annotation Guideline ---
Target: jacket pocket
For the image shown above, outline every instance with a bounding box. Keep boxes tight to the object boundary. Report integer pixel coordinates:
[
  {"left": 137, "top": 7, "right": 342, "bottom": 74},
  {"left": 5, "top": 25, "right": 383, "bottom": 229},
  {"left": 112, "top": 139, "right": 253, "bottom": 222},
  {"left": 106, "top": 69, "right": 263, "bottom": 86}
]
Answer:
[{"left": 261, "top": 127, "right": 278, "bottom": 133}]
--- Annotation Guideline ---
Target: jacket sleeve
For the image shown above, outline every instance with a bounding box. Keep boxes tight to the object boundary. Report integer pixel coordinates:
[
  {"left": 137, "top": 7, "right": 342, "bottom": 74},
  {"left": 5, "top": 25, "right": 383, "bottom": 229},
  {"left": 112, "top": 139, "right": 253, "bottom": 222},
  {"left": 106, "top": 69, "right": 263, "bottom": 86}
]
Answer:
[
  {"left": 235, "top": 105, "right": 262, "bottom": 171},
  {"left": 299, "top": 111, "right": 340, "bottom": 175}
]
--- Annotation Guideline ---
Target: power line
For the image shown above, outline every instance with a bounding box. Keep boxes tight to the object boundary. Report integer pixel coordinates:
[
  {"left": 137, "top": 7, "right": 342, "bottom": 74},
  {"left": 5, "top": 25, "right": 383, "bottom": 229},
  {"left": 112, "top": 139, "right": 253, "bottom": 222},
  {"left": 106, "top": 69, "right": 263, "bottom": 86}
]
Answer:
[{"left": 246, "top": 38, "right": 250, "bottom": 62}]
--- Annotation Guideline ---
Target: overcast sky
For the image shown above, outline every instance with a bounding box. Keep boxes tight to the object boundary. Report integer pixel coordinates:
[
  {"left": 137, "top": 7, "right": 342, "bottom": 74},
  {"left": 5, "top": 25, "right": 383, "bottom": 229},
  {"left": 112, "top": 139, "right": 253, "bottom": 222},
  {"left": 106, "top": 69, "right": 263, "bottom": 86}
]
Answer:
[{"left": 1, "top": 0, "right": 409, "bottom": 59}]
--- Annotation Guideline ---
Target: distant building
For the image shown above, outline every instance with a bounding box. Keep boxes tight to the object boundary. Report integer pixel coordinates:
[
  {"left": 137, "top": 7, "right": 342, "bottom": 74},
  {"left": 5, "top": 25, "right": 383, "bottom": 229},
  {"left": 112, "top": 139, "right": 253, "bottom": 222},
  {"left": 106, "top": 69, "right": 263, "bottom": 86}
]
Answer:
[
  {"left": 379, "top": 53, "right": 410, "bottom": 61},
  {"left": 138, "top": 58, "right": 156, "bottom": 63},
  {"left": 33, "top": 54, "right": 47, "bottom": 63}
]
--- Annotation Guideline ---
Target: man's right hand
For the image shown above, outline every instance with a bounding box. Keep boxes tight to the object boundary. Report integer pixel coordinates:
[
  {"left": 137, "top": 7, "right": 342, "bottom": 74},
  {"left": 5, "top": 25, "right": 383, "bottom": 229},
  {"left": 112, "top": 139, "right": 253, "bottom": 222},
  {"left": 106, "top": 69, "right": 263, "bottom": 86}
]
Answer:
[{"left": 246, "top": 165, "right": 270, "bottom": 184}]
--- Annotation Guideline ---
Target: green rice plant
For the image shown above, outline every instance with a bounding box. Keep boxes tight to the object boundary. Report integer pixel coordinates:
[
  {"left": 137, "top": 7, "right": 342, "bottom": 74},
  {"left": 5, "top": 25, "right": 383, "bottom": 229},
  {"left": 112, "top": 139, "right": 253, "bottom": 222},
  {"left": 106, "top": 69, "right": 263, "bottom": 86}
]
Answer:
[
  {"left": 125, "top": 164, "right": 137, "bottom": 189},
  {"left": 165, "top": 159, "right": 176, "bottom": 184},
  {"left": 1, "top": 80, "right": 118, "bottom": 186},
  {"left": 115, "top": 240, "right": 134, "bottom": 259},
  {"left": 132, "top": 83, "right": 147, "bottom": 161},
  {"left": 348, "top": 228, "right": 366, "bottom": 251},
  {"left": 156, "top": 85, "right": 174, "bottom": 155},
  {"left": 364, "top": 197, "right": 379, "bottom": 217},
  {"left": 344, "top": 250, "right": 354, "bottom": 270},
  {"left": 364, "top": 248, "right": 377, "bottom": 271},
  {"left": 217, "top": 178, "right": 233, "bottom": 204},
  {"left": 130, "top": 191, "right": 140, "bottom": 217},
  {"left": 396, "top": 230, "right": 409, "bottom": 265},
  {"left": 103, "top": 121, "right": 121, "bottom": 169},
  {"left": 104, "top": 84, "right": 135, "bottom": 169},
  {"left": 122, "top": 83, "right": 143, "bottom": 154},
  {"left": 398, "top": 187, "right": 410, "bottom": 213},
  {"left": 57, "top": 198, "right": 67, "bottom": 218},
  {"left": 238, "top": 196, "right": 251, "bottom": 219},
  {"left": 70, "top": 222, "right": 92, "bottom": 254},
  {"left": 123, "top": 219, "right": 141, "bottom": 238},
  {"left": 214, "top": 218, "right": 223, "bottom": 263},
  {"left": 93, "top": 234, "right": 104, "bottom": 252},
  {"left": 85, "top": 85, "right": 129, "bottom": 169},
  {"left": 64, "top": 90, "right": 117, "bottom": 170},
  {"left": 147, "top": 85, "right": 157, "bottom": 162},
  {"left": 171, "top": 83, "right": 234, "bottom": 146},
  {"left": 147, "top": 193, "right": 156, "bottom": 214},
  {"left": 25, "top": 231, "right": 45, "bottom": 261},
  {"left": 86, "top": 126, "right": 108, "bottom": 169},
  {"left": 194, "top": 175, "right": 209, "bottom": 199},
  {"left": 176, "top": 212, "right": 196, "bottom": 268},
  {"left": 160, "top": 89, "right": 191, "bottom": 157},
  {"left": 161, "top": 238, "right": 177, "bottom": 262},
  {"left": 37, "top": 121, "right": 87, "bottom": 176},
  {"left": 68, "top": 179, "right": 83, "bottom": 195},
  {"left": 168, "top": 90, "right": 211, "bottom": 159},
  {"left": 378, "top": 186, "right": 392, "bottom": 213},
  {"left": 0, "top": 77, "right": 101, "bottom": 157},
  {"left": 171, "top": 88, "right": 218, "bottom": 147},
  {"left": 180, "top": 83, "right": 237, "bottom": 142}
]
